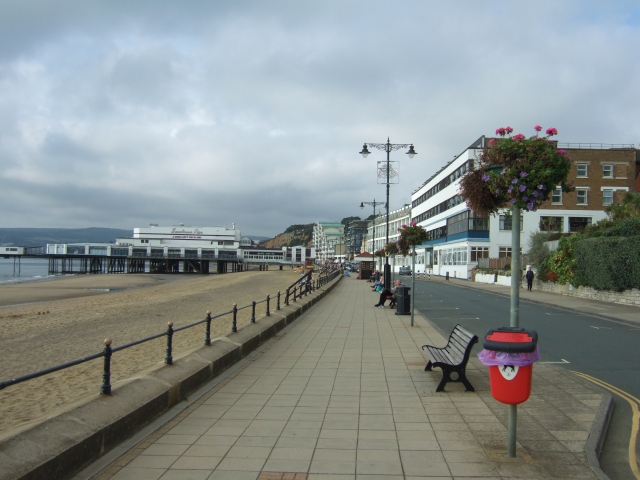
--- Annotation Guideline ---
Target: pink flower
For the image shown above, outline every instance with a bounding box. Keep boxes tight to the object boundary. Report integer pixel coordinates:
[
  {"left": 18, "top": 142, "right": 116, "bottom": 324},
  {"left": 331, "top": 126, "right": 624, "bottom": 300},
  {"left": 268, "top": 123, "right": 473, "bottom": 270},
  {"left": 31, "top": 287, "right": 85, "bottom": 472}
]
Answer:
[
  {"left": 410, "top": 221, "right": 417, "bottom": 227},
  {"left": 534, "top": 125, "right": 542, "bottom": 132},
  {"left": 513, "top": 133, "right": 525, "bottom": 141},
  {"left": 557, "top": 149, "right": 565, "bottom": 155},
  {"left": 505, "top": 126, "right": 513, "bottom": 134},
  {"left": 489, "top": 138, "right": 495, "bottom": 145},
  {"left": 546, "top": 127, "right": 558, "bottom": 136},
  {"left": 496, "top": 127, "right": 506, "bottom": 136}
]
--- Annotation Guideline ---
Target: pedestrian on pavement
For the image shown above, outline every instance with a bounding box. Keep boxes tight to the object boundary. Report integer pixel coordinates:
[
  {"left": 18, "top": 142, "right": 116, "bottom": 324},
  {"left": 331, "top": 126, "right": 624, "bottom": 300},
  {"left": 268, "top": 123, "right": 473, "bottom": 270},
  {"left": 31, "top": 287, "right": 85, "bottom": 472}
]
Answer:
[{"left": 526, "top": 267, "right": 534, "bottom": 291}]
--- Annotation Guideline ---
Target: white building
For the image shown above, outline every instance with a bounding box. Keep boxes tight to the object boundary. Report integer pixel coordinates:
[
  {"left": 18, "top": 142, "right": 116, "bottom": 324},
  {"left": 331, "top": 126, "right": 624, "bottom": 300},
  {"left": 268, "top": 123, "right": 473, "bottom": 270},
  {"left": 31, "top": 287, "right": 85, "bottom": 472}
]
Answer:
[
  {"left": 410, "top": 137, "right": 489, "bottom": 279},
  {"left": 313, "top": 222, "right": 344, "bottom": 263}
]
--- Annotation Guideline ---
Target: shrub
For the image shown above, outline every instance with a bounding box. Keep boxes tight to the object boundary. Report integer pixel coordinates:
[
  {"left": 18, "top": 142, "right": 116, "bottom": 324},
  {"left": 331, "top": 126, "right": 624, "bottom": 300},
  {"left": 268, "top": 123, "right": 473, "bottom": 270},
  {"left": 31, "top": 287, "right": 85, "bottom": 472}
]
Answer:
[
  {"left": 528, "top": 231, "right": 550, "bottom": 267},
  {"left": 539, "top": 235, "right": 579, "bottom": 284},
  {"left": 572, "top": 236, "right": 640, "bottom": 291}
]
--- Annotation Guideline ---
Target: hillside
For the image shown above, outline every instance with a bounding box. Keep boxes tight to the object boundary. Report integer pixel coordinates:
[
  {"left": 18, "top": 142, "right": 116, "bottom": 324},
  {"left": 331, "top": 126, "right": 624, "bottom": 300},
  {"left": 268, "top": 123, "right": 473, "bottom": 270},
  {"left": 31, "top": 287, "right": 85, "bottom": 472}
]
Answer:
[
  {"left": 0, "top": 228, "right": 133, "bottom": 247},
  {"left": 259, "top": 224, "right": 313, "bottom": 248}
]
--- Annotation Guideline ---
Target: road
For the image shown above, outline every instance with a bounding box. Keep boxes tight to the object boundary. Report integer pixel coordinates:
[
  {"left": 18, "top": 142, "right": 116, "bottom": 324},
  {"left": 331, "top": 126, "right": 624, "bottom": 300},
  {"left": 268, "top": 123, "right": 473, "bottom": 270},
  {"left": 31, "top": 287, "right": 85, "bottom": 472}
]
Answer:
[{"left": 410, "top": 278, "right": 640, "bottom": 480}]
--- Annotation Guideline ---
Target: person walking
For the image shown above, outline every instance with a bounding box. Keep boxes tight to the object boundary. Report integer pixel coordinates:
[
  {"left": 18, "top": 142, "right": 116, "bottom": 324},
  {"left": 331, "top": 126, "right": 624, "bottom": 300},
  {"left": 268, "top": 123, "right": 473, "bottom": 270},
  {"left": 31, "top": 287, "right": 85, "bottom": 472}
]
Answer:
[{"left": 525, "top": 267, "right": 534, "bottom": 291}]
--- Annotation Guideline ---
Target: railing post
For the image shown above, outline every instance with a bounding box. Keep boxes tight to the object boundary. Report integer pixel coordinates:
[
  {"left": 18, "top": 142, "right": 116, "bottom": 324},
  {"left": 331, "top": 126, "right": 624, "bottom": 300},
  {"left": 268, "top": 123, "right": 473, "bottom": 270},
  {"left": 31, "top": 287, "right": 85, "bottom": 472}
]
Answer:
[
  {"left": 277, "top": 291, "right": 281, "bottom": 310},
  {"left": 101, "top": 338, "right": 112, "bottom": 395},
  {"left": 232, "top": 303, "right": 238, "bottom": 333},
  {"left": 204, "top": 311, "right": 212, "bottom": 345},
  {"left": 165, "top": 322, "right": 173, "bottom": 365},
  {"left": 286, "top": 288, "right": 290, "bottom": 306},
  {"left": 251, "top": 301, "right": 256, "bottom": 323},
  {"left": 266, "top": 294, "right": 271, "bottom": 317},
  {"left": 293, "top": 285, "right": 297, "bottom": 302}
]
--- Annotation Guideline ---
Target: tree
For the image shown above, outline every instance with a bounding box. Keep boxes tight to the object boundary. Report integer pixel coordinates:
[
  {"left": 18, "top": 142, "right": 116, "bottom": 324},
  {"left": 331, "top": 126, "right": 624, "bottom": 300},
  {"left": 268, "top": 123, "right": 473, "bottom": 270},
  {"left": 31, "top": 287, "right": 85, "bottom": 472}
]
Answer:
[
  {"left": 527, "top": 232, "right": 550, "bottom": 267},
  {"left": 341, "top": 216, "right": 361, "bottom": 227},
  {"left": 606, "top": 192, "right": 640, "bottom": 222}
]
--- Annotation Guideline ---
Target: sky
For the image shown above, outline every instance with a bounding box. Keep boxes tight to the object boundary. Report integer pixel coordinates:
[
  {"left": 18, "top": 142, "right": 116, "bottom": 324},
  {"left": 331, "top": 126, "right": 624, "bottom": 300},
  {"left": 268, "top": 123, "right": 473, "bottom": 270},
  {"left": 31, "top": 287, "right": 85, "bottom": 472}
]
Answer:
[{"left": 1, "top": 0, "right": 639, "bottom": 237}]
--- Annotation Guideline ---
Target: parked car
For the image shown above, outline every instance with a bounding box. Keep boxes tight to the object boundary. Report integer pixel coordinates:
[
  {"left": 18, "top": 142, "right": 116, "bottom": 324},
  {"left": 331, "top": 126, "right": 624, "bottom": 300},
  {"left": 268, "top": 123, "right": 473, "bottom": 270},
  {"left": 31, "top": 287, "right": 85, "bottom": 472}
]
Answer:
[{"left": 399, "top": 266, "right": 412, "bottom": 275}]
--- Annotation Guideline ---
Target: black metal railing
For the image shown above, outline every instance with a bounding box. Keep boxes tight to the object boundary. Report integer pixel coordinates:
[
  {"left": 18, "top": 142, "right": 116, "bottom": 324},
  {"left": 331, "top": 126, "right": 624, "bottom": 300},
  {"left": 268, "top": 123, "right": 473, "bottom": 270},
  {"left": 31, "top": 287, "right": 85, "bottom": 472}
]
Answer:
[{"left": 0, "top": 272, "right": 339, "bottom": 395}]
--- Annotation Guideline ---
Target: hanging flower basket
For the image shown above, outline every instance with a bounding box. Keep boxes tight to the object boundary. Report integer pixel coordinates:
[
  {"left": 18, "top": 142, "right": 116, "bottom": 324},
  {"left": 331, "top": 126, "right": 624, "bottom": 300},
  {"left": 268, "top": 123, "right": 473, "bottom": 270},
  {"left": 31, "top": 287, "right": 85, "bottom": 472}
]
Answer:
[
  {"left": 397, "top": 222, "right": 428, "bottom": 256},
  {"left": 374, "top": 249, "right": 386, "bottom": 258},
  {"left": 459, "top": 126, "right": 573, "bottom": 215},
  {"left": 384, "top": 242, "right": 398, "bottom": 256}
]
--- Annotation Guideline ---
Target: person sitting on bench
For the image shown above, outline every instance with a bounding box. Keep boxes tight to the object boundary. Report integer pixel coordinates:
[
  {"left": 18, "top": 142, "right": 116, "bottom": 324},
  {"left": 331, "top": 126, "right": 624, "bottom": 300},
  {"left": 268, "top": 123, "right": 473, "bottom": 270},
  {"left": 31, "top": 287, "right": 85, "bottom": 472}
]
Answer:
[{"left": 374, "top": 279, "right": 402, "bottom": 308}]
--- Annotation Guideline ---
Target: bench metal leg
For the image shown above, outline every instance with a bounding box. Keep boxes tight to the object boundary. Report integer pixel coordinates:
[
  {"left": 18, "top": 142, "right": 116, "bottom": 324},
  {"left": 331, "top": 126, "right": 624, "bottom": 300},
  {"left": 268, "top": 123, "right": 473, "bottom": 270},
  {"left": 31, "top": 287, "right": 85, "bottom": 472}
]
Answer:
[
  {"left": 425, "top": 360, "right": 433, "bottom": 371},
  {"left": 459, "top": 371, "right": 475, "bottom": 392},
  {"left": 435, "top": 370, "right": 450, "bottom": 392}
]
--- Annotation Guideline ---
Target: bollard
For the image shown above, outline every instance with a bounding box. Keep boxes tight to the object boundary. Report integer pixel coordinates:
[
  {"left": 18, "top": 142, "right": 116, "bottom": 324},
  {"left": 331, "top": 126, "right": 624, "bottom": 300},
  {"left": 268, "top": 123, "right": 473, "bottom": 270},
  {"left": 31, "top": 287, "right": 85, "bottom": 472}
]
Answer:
[
  {"left": 251, "top": 301, "right": 256, "bottom": 323},
  {"left": 101, "top": 338, "right": 112, "bottom": 395},
  {"left": 165, "top": 322, "right": 174, "bottom": 365},
  {"left": 277, "top": 291, "right": 281, "bottom": 310},
  {"left": 204, "top": 311, "right": 212, "bottom": 345},
  {"left": 232, "top": 303, "right": 238, "bottom": 333},
  {"left": 266, "top": 294, "right": 271, "bottom": 317}
]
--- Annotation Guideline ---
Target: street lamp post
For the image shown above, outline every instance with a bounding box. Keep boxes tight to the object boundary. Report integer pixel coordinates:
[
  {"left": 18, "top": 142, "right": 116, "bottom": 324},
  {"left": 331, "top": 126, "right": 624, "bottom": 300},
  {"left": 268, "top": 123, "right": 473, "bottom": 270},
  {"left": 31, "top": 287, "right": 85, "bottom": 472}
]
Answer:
[
  {"left": 360, "top": 200, "right": 387, "bottom": 254},
  {"left": 360, "top": 139, "right": 417, "bottom": 290}
]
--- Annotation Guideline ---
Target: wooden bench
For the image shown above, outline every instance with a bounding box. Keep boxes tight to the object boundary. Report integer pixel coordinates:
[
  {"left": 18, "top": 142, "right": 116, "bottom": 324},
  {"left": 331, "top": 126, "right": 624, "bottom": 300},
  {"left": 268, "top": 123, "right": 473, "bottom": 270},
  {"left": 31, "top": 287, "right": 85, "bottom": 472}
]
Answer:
[{"left": 422, "top": 324, "right": 478, "bottom": 392}]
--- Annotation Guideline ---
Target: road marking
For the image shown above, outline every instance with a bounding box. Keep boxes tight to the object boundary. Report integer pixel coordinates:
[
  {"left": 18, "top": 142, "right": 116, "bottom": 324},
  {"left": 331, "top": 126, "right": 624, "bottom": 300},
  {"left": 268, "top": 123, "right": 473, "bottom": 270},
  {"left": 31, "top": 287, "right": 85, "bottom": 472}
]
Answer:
[
  {"left": 460, "top": 317, "right": 480, "bottom": 320},
  {"left": 590, "top": 326, "right": 612, "bottom": 330},
  {"left": 545, "top": 313, "right": 563, "bottom": 316},
  {"left": 573, "top": 371, "right": 640, "bottom": 480},
  {"left": 539, "top": 359, "right": 570, "bottom": 364},
  {"left": 428, "top": 307, "right": 459, "bottom": 310}
]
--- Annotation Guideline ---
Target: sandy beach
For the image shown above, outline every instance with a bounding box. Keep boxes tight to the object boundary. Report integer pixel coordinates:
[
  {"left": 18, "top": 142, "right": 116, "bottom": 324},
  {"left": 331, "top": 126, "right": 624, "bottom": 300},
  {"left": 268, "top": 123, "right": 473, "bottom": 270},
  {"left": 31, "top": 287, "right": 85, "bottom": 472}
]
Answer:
[{"left": 0, "top": 269, "right": 302, "bottom": 437}]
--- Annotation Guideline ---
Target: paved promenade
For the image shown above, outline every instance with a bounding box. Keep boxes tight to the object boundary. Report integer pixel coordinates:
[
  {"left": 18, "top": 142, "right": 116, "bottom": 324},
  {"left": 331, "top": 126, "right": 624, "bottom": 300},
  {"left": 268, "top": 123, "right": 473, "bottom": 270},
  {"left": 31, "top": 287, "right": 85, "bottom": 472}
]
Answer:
[{"left": 85, "top": 276, "right": 606, "bottom": 479}]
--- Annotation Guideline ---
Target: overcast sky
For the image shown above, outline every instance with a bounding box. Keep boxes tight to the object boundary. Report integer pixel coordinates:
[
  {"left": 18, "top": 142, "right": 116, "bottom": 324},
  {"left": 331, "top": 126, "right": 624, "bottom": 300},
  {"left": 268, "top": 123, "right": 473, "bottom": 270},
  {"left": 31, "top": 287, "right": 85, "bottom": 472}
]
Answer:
[{"left": 1, "top": 1, "right": 639, "bottom": 237}]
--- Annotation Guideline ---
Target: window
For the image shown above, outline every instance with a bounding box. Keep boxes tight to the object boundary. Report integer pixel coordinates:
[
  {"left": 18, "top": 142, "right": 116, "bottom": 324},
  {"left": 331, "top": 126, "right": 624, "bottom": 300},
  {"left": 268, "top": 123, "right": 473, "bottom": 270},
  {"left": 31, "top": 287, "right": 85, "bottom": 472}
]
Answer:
[
  {"left": 499, "top": 215, "right": 524, "bottom": 231},
  {"left": 576, "top": 188, "right": 588, "bottom": 205},
  {"left": 539, "top": 216, "right": 563, "bottom": 232},
  {"left": 568, "top": 217, "right": 592, "bottom": 232},
  {"left": 603, "top": 164, "right": 613, "bottom": 178},
  {"left": 470, "top": 247, "right": 489, "bottom": 262},
  {"left": 603, "top": 189, "right": 613, "bottom": 206},
  {"left": 499, "top": 247, "right": 521, "bottom": 259},
  {"left": 552, "top": 187, "right": 562, "bottom": 204},
  {"left": 576, "top": 163, "right": 588, "bottom": 178}
]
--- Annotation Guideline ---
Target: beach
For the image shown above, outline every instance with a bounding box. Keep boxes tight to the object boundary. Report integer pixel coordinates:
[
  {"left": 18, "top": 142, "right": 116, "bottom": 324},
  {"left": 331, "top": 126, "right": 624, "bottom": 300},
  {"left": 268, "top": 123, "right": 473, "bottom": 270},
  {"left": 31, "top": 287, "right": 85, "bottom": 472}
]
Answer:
[{"left": 0, "top": 269, "right": 302, "bottom": 438}]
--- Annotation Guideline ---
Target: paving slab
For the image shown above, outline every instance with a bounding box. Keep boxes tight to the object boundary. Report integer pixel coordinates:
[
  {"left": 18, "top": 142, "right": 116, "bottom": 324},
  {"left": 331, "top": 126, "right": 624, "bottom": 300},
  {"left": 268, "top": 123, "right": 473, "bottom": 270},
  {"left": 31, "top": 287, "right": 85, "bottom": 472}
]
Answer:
[{"left": 82, "top": 277, "right": 608, "bottom": 480}]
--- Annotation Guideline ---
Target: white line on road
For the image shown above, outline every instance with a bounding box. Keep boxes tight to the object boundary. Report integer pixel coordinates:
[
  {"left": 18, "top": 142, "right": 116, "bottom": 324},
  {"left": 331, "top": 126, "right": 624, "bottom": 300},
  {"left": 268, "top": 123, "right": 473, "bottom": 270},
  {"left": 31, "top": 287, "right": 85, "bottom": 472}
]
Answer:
[
  {"left": 539, "top": 359, "right": 571, "bottom": 364},
  {"left": 590, "top": 326, "right": 612, "bottom": 330}
]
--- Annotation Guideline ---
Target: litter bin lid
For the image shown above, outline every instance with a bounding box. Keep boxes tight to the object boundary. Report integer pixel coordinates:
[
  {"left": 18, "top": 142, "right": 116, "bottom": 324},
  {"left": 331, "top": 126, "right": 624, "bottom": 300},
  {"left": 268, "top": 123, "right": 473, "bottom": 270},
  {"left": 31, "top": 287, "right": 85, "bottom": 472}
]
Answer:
[
  {"left": 396, "top": 285, "right": 410, "bottom": 291},
  {"left": 483, "top": 327, "right": 538, "bottom": 353}
]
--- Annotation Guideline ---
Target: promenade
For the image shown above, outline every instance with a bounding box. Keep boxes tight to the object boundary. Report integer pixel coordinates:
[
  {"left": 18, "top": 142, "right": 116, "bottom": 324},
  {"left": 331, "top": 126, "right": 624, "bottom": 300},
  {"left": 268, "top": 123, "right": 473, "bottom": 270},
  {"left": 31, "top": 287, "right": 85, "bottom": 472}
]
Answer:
[{"left": 82, "top": 276, "right": 606, "bottom": 479}]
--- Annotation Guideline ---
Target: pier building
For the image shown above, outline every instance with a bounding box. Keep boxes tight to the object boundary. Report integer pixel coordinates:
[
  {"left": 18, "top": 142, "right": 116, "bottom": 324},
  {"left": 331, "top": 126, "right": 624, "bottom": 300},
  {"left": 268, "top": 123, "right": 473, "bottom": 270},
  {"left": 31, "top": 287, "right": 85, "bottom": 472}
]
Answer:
[{"left": 6, "top": 225, "right": 315, "bottom": 275}]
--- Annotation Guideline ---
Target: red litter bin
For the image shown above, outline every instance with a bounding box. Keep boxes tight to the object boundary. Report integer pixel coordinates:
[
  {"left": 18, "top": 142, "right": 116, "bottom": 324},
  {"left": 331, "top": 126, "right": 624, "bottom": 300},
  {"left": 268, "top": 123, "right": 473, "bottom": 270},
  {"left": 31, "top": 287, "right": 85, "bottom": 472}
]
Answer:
[{"left": 478, "top": 327, "right": 539, "bottom": 405}]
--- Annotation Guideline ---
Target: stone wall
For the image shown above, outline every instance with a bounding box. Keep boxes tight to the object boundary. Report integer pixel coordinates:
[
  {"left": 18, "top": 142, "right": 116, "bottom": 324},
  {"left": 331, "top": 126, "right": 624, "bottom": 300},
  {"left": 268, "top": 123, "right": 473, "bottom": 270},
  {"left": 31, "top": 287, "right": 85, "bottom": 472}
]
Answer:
[{"left": 534, "top": 279, "right": 640, "bottom": 306}]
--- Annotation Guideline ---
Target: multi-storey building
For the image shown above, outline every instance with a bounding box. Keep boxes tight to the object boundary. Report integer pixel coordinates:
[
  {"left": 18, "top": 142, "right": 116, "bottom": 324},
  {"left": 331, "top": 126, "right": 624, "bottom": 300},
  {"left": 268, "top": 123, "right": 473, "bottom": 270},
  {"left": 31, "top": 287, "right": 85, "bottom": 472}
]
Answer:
[
  {"left": 346, "top": 220, "right": 368, "bottom": 258},
  {"left": 490, "top": 143, "right": 639, "bottom": 259},
  {"left": 411, "top": 137, "right": 490, "bottom": 278},
  {"left": 312, "top": 221, "right": 344, "bottom": 263},
  {"left": 410, "top": 137, "right": 639, "bottom": 279}
]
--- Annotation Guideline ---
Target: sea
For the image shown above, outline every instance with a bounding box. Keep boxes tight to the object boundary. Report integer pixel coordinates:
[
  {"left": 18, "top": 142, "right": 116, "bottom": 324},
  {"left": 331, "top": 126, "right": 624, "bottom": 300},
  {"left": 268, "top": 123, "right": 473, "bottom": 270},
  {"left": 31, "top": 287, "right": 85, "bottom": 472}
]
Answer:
[{"left": 0, "top": 257, "right": 54, "bottom": 285}]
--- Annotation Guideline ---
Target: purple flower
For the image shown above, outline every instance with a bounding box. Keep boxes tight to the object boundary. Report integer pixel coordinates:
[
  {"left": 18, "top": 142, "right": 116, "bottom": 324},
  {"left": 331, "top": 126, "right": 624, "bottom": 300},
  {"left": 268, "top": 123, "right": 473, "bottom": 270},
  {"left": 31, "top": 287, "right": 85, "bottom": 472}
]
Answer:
[
  {"left": 495, "top": 189, "right": 501, "bottom": 194},
  {"left": 519, "top": 171, "right": 528, "bottom": 178},
  {"left": 481, "top": 173, "right": 490, "bottom": 181},
  {"left": 533, "top": 190, "right": 540, "bottom": 197},
  {"left": 527, "top": 202, "right": 535, "bottom": 211},
  {"left": 512, "top": 178, "right": 518, "bottom": 184},
  {"left": 509, "top": 198, "right": 517, "bottom": 204},
  {"left": 537, "top": 184, "right": 546, "bottom": 190},
  {"left": 518, "top": 185, "right": 526, "bottom": 192},
  {"left": 501, "top": 168, "right": 506, "bottom": 174},
  {"left": 522, "top": 196, "right": 528, "bottom": 202},
  {"left": 508, "top": 186, "right": 513, "bottom": 193}
]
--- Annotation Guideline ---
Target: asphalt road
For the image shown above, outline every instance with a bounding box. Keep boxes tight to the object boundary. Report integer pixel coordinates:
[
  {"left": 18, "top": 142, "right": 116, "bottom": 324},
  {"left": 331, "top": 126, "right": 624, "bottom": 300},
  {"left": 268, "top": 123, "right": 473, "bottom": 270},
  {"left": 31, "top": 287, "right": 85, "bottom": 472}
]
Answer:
[{"left": 410, "top": 278, "right": 639, "bottom": 480}]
